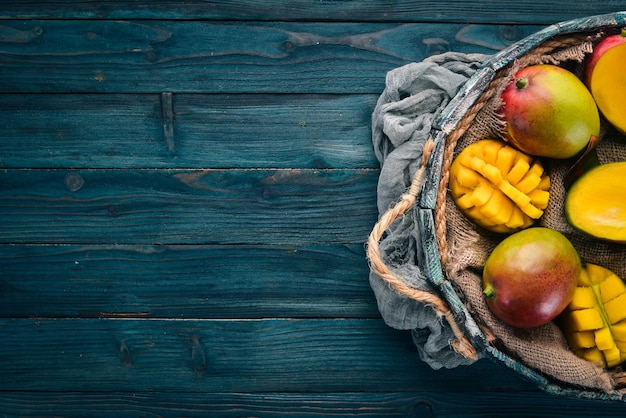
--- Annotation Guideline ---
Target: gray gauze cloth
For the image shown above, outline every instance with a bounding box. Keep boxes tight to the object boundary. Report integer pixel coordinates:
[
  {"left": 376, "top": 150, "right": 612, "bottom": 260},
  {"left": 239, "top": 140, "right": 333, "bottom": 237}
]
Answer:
[{"left": 369, "top": 52, "right": 489, "bottom": 369}]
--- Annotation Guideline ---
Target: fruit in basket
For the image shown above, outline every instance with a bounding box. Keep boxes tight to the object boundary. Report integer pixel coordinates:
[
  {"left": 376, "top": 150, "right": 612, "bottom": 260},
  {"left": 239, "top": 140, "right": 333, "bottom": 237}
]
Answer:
[
  {"left": 449, "top": 139, "right": 550, "bottom": 233},
  {"left": 586, "top": 29, "right": 626, "bottom": 133},
  {"left": 482, "top": 227, "right": 580, "bottom": 328},
  {"left": 501, "top": 64, "right": 600, "bottom": 159},
  {"left": 565, "top": 161, "right": 626, "bottom": 244},
  {"left": 560, "top": 263, "right": 626, "bottom": 368}
]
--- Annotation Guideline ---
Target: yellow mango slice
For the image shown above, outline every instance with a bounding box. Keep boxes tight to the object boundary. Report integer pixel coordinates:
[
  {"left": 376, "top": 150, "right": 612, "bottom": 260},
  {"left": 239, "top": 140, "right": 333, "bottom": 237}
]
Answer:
[
  {"left": 570, "top": 330, "right": 597, "bottom": 348},
  {"left": 569, "top": 287, "right": 597, "bottom": 310},
  {"left": 568, "top": 308, "right": 604, "bottom": 331},
  {"left": 615, "top": 340, "right": 626, "bottom": 352},
  {"left": 453, "top": 165, "right": 481, "bottom": 188},
  {"left": 603, "top": 347, "right": 622, "bottom": 365},
  {"left": 604, "top": 293, "right": 626, "bottom": 324},
  {"left": 495, "top": 145, "right": 517, "bottom": 174},
  {"left": 516, "top": 170, "right": 542, "bottom": 195},
  {"left": 527, "top": 188, "right": 550, "bottom": 208},
  {"left": 519, "top": 202, "right": 544, "bottom": 220},
  {"left": 610, "top": 321, "right": 626, "bottom": 341},
  {"left": 561, "top": 264, "right": 626, "bottom": 368},
  {"left": 479, "top": 190, "right": 510, "bottom": 220},
  {"left": 454, "top": 193, "right": 475, "bottom": 210},
  {"left": 469, "top": 181, "right": 494, "bottom": 207},
  {"left": 449, "top": 139, "right": 550, "bottom": 233},
  {"left": 580, "top": 347, "right": 606, "bottom": 367},
  {"left": 578, "top": 268, "right": 592, "bottom": 287},
  {"left": 586, "top": 262, "right": 612, "bottom": 284},
  {"left": 595, "top": 327, "right": 616, "bottom": 351},
  {"left": 482, "top": 138, "right": 502, "bottom": 162},
  {"left": 536, "top": 175, "right": 550, "bottom": 191},
  {"left": 600, "top": 273, "right": 626, "bottom": 304},
  {"left": 565, "top": 161, "right": 626, "bottom": 244},
  {"left": 498, "top": 181, "right": 530, "bottom": 208},
  {"left": 506, "top": 158, "right": 531, "bottom": 185},
  {"left": 588, "top": 41, "right": 626, "bottom": 134},
  {"left": 504, "top": 206, "right": 526, "bottom": 229}
]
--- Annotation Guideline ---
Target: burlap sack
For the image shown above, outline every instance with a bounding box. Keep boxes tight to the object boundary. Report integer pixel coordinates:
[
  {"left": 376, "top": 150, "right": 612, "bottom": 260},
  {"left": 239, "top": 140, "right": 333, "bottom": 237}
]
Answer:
[{"left": 444, "top": 36, "right": 626, "bottom": 393}]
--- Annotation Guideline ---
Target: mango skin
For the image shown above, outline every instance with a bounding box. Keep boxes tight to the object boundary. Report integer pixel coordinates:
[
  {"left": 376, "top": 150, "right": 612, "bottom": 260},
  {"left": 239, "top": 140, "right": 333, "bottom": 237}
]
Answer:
[
  {"left": 483, "top": 227, "right": 580, "bottom": 328},
  {"left": 501, "top": 64, "right": 600, "bottom": 159}
]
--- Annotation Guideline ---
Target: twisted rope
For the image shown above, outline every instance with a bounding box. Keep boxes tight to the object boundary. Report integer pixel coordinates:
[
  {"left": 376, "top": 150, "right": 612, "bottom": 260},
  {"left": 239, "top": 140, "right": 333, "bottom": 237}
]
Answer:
[{"left": 367, "top": 138, "right": 477, "bottom": 360}]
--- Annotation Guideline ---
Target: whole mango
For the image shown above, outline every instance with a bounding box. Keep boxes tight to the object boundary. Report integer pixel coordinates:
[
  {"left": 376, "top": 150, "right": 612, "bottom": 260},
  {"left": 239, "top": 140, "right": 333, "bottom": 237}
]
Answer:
[
  {"left": 501, "top": 64, "right": 600, "bottom": 159},
  {"left": 482, "top": 227, "right": 580, "bottom": 328}
]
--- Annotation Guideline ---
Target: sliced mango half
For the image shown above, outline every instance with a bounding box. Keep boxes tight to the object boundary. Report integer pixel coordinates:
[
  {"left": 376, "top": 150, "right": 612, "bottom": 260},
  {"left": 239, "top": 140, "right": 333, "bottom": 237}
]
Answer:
[
  {"left": 565, "top": 161, "right": 626, "bottom": 244},
  {"left": 588, "top": 41, "right": 626, "bottom": 134}
]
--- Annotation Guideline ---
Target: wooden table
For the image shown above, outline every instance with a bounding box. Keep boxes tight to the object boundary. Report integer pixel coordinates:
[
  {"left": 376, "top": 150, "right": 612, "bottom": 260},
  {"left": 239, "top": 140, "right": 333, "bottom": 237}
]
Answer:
[{"left": 1, "top": 2, "right": 626, "bottom": 416}]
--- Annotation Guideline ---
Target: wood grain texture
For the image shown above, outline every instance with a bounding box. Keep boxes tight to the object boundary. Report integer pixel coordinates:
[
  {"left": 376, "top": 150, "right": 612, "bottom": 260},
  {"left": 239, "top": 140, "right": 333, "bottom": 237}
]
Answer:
[
  {"left": 2, "top": 390, "right": 626, "bottom": 418},
  {"left": 0, "top": 317, "right": 531, "bottom": 393},
  {"left": 3, "top": 3, "right": 626, "bottom": 415},
  {"left": 0, "top": 20, "right": 541, "bottom": 93},
  {"left": 0, "top": 168, "right": 378, "bottom": 245},
  {"left": 0, "top": 93, "right": 379, "bottom": 169},
  {"left": 0, "top": 1, "right": 622, "bottom": 24},
  {"left": 0, "top": 244, "right": 376, "bottom": 319}
]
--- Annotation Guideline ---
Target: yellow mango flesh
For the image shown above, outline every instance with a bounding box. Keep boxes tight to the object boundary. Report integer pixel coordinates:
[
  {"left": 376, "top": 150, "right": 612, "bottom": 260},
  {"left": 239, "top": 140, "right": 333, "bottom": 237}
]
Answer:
[
  {"left": 561, "top": 263, "right": 626, "bottom": 368},
  {"left": 565, "top": 161, "right": 626, "bottom": 244},
  {"left": 589, "top": 42, "right": 626, "bottom": 134},
  {"left": 449, "top": 139, "right": 550, "bottom": 233}
]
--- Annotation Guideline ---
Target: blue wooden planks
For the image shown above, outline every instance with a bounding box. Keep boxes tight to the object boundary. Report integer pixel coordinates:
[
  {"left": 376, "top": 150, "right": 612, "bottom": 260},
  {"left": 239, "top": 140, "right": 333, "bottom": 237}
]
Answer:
[
  {"left": 0, "top": 20, "right": 539, "bottom": 93},
  {"left": 0, "top": 168, "right": 379, "bottom": 244},
  {"left": 0, "top": 244, "right": 377, "bottom": 318},
  {"left": 0, "top": 317, "right": 533, "bottom": 393},
  {"left": 0, "top": 93, "right": 379, "bottom": 169},
  {"left": 0, "top": 1, "right": 621, "bottom": 24},
  {"left": 1, "top": 2, "right": 626, "bottom": 416}
]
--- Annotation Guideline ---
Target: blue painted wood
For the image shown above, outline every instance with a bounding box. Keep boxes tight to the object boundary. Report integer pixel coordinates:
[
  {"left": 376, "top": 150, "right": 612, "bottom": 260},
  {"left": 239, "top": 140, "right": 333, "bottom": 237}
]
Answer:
[
  {"left": 3, "top": 390, "right": 626, "bottom": 417},
  {"left": 0, "top": 244, "right": 378, "bottom": 319},
  {"left": 0, "top": 168, "right": 378, "bottom": 245},
  {"left": 0, "top": 20, "right": 540, "bottom": 93},
  {"left": 1, "top": 2, "right": 626, "bottom": 415},
  {"left": 0, "top": 317, "right": 533, "bottom": 393},
  {"left": 0, "top": 93, "right": 379, "bottom": 169},
  {"left": 0, "top": 1, "right": 622, "bottom": 24}
]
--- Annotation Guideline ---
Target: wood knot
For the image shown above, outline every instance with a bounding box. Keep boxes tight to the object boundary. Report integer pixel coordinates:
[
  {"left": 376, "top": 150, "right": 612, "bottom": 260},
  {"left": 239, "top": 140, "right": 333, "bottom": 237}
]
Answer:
[
  {"left": 64, "top": 172, "right": 84, "bottom": 192},
  {"left": 119, "top": 340, "right": 133, "bottom": 366},
  {"left": 190, "top": 336, "right": 207, "bottom": 374}
]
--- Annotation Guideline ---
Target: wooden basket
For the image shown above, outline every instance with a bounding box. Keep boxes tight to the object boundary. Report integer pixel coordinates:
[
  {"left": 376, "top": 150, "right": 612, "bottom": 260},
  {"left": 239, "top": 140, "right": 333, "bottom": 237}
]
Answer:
[{"left": 368, "top": 11, "right": 626, "bottom": 401}]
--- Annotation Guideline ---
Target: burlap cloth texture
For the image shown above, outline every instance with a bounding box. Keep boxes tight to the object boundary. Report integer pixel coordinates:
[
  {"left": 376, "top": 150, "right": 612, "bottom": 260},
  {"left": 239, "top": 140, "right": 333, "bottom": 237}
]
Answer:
[{"left": 369, "top": 45, "right": 626, "bottom": 393}]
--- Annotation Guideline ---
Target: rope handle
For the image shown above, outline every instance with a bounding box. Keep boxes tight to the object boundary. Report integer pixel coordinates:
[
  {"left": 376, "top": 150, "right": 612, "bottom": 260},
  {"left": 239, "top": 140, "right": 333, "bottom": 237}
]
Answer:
[{"left": 367, "top": 138, "right": 477, "bottom": 360}]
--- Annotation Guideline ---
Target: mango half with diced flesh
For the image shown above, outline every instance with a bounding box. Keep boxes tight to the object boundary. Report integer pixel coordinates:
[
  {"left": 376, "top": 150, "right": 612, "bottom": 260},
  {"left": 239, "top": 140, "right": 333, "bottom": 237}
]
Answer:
[
  {"left": 449, "top": 139, "right": 550, "bottom": 233},
  {"left": 565, "top": 161, "right": 626, "bottom": 244},
  {"left": 561, "top": 263, "right": 626, "bottom": 368}
]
